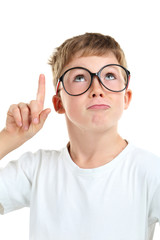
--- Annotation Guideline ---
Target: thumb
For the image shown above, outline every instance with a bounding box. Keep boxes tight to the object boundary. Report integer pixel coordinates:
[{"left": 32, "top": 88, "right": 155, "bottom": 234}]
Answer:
[{"left": 39, "top": 108, "right": 51, "bottom": 126}]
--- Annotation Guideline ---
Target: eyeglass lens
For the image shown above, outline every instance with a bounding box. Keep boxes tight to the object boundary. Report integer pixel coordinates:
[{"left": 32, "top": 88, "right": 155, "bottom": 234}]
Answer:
[{"left": 63, "top": 65, "right": 128, "bottom": 95}]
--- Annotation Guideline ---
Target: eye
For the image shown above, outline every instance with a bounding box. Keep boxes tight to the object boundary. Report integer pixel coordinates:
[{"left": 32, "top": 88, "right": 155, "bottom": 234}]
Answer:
[
  {"left": 74, "top": 75, "right": 86, "bottom": 82},
  {"left": 105, "top": 73, "right": 116, "bottom": 80}
]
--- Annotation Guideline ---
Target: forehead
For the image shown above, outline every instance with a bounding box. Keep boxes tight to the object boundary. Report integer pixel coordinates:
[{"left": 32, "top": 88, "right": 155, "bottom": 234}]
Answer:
[{"left": 63, "top": 52, "right": 119, "bottom": 73}]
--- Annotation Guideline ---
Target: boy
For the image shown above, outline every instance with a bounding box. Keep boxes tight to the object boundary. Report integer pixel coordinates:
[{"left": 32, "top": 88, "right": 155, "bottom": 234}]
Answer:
[{"left": 0, "top": 32, "right": 160, "bottom": 240}]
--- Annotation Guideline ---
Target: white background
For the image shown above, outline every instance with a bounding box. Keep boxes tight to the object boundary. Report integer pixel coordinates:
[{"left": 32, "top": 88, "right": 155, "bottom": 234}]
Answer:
[{"left": 0, "top": 0, "right": 160, "bottom": 239}]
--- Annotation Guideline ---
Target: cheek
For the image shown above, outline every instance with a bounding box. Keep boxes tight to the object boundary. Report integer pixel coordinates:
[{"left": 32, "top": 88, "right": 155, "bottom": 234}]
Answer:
[
  {"left": 61, "top": 96, "right": 80, "bottom": 120},
  {"left": 61, "top": 91, "right": 85, "bottom": 118},
  {"left": 67, "top": 104, "right": 78, "bottom": 117},
  {"left": 112, "top": 94, "right": 126, "bottom": 118}
]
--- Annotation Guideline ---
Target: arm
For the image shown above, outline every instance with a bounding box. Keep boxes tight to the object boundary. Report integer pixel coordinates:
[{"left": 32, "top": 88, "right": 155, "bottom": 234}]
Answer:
[{"left": 0, "top": 74, "right": 51, "bottom": 160}]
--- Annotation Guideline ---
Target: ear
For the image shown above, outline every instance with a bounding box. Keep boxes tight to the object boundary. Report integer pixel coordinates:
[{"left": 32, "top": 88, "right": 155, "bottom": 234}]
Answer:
[
  {"left": 52, "top": 95, "right": 65, "bottom": 114},
  {"left": 124, "top": 89, "right": 132, "bottom": 110}
]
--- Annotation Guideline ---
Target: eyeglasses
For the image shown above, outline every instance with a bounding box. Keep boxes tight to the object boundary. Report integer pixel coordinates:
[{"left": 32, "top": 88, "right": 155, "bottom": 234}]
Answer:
[{"left": 56, "top": 64, "right": 130, "bottom": 96}]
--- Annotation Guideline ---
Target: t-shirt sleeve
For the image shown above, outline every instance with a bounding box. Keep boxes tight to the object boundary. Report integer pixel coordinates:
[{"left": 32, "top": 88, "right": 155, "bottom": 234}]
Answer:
[
  {"left": 148, "top": 184, "right": 160, "bottom": 225},
  {"left": 0, "top": 152, "right": 35, "bottom": 215}
]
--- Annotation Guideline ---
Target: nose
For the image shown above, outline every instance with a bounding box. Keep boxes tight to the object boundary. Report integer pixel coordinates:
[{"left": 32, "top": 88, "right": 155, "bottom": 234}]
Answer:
[{"left": 89, "top": 75, "right": 104, "bottom": 98}]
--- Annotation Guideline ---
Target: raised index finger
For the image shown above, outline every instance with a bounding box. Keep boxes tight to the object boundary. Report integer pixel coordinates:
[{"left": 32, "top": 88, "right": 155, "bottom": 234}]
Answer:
[{"left": 36, "top": 74, "right": 45, "bottom": 106}]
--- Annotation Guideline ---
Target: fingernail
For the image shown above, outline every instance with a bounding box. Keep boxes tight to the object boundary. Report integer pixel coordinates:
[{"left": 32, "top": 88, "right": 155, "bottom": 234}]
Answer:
[
  {"left": 18, "top": 122, "right": 22, "bottom": 127},
  {"left": 33, "top": 118, "right": 39, "bottom": 124}
]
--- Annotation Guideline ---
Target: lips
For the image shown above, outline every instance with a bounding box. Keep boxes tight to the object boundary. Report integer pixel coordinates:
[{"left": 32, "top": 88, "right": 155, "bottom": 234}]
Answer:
[{"left": 87, "top": 104, "right": 111, "bottom": 110}]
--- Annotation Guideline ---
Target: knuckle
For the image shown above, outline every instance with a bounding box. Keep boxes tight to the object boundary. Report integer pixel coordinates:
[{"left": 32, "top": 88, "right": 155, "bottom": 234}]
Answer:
[
  {"left": 21, "top": 106, "right": 29, "bottom": 113},
  {"left": 18, "top": 102, "right": 25, "bottom": 107},
  {"left": 29, "top": 100, "right": 39, "bottom": 115},
  {"left": 9, "top": 104, "right": 17, "bottom": 110},
  {"left": 11, "top": 105, "right": 19, "bottom": 114},
  {"left": 7, "top": 105, "right": 20, "bottom": 121},
  {"left": 29, "top": 100, "right": 37, "bottom": 106},
  {"left": 18, "top": 103, "right": 29, "bottom": 113}
]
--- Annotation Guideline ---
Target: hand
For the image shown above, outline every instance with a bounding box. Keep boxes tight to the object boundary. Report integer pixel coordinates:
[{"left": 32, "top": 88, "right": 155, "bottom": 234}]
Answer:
[{"left": 4, "top": 74, "right": 51, "bottom": 142}]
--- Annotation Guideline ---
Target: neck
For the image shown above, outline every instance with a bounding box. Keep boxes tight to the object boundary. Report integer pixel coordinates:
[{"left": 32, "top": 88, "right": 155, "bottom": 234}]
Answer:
[{"left": 66, "top": 121, "right": 127, "bottom": 169}]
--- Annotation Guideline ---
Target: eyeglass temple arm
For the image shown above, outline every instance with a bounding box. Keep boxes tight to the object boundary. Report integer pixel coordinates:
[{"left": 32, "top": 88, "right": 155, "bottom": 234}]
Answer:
[
  {"left": 126, "top": 74, "right": 131, "bottom": 90},
  {"left": 56, "top": 80, "right": 61, "bottom": 95}
]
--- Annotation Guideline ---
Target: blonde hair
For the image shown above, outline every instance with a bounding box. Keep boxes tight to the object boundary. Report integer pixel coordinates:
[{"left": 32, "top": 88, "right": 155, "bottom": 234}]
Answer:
[{"left": 48, "top": 33, "right": 127, "bottom": 90}]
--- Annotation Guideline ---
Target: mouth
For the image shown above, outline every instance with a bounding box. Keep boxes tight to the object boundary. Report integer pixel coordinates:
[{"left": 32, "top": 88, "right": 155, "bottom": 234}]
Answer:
[{"left": 87, "top": 104, "right": 111, "bottom": 110}]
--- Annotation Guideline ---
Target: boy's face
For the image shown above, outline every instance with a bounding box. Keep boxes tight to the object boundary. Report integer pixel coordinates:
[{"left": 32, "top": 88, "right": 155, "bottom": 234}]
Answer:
[{"left": 53, "top": 52, "right": 132, "bottom": 133}]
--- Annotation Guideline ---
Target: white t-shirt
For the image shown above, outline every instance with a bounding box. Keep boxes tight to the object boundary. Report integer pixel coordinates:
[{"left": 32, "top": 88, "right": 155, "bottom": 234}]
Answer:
[{"left": 0, "top": 143, "right": 160, "bottom": 240}]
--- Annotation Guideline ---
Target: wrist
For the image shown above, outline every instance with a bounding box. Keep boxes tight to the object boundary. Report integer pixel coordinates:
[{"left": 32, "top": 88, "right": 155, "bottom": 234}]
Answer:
[{"left": 0, "top": 129, "right": 22, "bottom": 160}]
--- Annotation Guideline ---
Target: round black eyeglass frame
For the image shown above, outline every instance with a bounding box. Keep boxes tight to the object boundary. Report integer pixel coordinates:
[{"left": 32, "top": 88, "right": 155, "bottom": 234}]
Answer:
[{"left": 56, "top": 64, "right": 131, "bottom": 96}]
